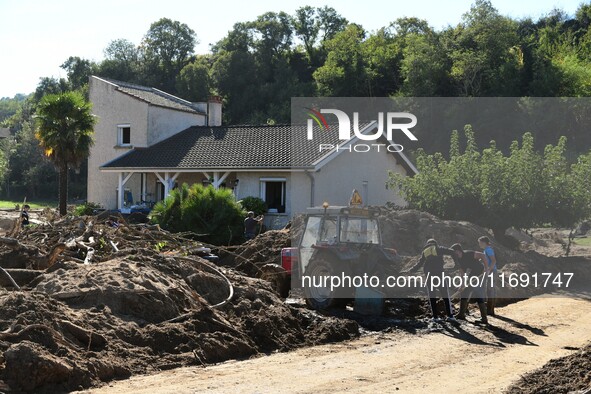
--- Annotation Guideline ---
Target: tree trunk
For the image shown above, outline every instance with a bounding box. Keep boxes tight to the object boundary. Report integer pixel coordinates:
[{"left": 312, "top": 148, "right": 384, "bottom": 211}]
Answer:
[{"left": 59, "top": 163, "right": 68, "bottom": 216}]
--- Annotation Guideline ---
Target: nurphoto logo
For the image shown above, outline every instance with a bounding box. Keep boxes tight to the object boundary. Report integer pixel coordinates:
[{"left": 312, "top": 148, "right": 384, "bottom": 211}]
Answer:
[{"left": 305, "top": 107, "right": 418, "bottom": 153}]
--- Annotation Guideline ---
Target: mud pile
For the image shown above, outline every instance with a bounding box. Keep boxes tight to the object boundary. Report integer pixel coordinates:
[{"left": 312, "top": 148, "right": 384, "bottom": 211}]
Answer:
[
  {"left": 216, "top": 230, "right": 291, "bottom": 277},
  {"left": 217, "top": 209, "right": 584, "bottom": 300},
  {"left": 507, "top": 342, "right": 591, "bottom": 393},
  {"left": 0, "top": 218, "right": 357, "bottom": 392}
]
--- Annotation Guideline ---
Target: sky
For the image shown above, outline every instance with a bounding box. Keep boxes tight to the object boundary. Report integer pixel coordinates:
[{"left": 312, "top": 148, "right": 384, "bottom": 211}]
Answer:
[{"left": 0, "top": 0, "right": 583, "bottom": 98}]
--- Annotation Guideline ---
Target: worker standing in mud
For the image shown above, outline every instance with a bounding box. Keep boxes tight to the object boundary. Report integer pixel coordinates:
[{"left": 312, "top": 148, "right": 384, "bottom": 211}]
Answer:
[
  {"left": 244, "top": 211, "right": 264, "bottom": 240},
  {"left": 451, "top": 243, "right": 488, "bottom": 324},
  {"left": 479, "top": 236, "right": 498, "bottom": 316},
  {"left": 410, "top": 239, "right": 456, "bottom": 322}
]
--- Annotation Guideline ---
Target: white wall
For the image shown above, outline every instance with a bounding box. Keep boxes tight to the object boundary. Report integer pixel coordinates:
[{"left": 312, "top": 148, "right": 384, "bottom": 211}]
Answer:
[
  {"left": 290, "top": 150, "right": 408, "bottom": 216},
  {"left": 88, "top": 76, "right": 206, "bottom": 209},
  {"left": 147, "top": 106, "right": 206, "bottom": 145},
  {"left": 88, "top": 78, "right": 149, "bottom": 209}
]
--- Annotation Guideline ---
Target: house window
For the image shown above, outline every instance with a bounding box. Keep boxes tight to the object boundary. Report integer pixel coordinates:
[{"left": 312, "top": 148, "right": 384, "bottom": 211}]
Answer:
[
  {"left": 117, "top": 125, "right": 131, "bottom": 146},
  {"left": 260, "top": 178, "right": 286, "bottom": 213}
]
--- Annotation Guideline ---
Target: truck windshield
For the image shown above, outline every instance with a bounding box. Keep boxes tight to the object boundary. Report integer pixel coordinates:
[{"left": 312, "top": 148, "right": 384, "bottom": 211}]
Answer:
[
  {"left": 301, "top": 216, "right": 337, "bottom": 246},
  {"left": 340, "top": 217, "right": 380, "bottom": 244}
]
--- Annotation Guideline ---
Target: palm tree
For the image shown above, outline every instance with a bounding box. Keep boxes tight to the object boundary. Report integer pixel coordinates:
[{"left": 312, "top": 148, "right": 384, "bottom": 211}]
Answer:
[{"left": 35, "top": 91, "right": 95, "bottom": 215}]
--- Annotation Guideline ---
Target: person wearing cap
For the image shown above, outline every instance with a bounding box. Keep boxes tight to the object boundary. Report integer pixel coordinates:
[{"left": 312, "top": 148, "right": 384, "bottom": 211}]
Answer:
[
  {"left": 244, "top": 211, "right": 264, "bottom": 240},
  {"left": 450, "top": 243, "right": 488, "bottom": 324},
  {"left": 410, "top": 238, "right": 456, "bottom": 322}
]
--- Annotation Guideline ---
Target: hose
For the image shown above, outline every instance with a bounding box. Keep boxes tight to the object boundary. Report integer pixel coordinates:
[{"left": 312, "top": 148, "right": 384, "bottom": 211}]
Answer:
[{"left": 174, "top": 255, "right": 234, "bottom": 309}]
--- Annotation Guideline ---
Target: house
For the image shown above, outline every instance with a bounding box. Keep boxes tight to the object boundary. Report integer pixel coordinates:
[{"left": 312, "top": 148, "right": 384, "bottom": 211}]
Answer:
[
  {"left": 88, "top": 76, "right": 417, "bottom": 228},
  {"left": 0, "top": 128, "right": 11, "bottom": 139}
]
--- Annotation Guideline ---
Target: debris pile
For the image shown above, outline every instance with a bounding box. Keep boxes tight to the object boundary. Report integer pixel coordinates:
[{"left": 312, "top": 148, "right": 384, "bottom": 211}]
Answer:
[
  {"left": 1, "top": 208, "right": 587, "bottom": 391},
  {"left": 216, "top": 229, "right": 291, "bottom": 277},
  {"left": 0, "top": 216, "right": 357, "bottom": 392},
  {"left": 507, "top": 342, "right": 591, "bottom": 393}
]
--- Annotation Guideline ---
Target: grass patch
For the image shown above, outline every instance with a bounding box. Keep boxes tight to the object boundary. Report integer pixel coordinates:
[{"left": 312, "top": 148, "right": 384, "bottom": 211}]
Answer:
[
  {"left": 0, "top": 200, "right": 55, "bottom": 209},
  {"left": 574, "top": 236, "right": 591, "bottom": 247}
]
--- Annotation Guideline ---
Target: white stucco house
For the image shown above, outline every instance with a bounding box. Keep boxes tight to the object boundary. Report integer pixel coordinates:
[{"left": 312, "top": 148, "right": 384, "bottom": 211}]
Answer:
[{"left": 88, "top": 76, "right": 417, "bottom": 228}]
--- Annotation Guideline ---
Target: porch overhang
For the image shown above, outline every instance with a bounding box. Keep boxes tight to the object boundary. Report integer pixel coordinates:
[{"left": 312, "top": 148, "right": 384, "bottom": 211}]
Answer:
[
  {"left": 107, "top": 168, "right": 308, "bottom": 210},
  {"left": 100, "top": 167, "right": 310, "bottom": 173}
]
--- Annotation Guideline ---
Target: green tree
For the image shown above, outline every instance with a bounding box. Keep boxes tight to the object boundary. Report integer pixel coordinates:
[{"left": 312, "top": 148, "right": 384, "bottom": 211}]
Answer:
[
  {"left": 60, "top": 56, "right": 98, "bottom": 91},
  {"left": 35, "top": 92, "right": 96, "bottom": 215},
  {"left": 389, "top": 127, "right": 590, "bottom": 241},
  {"left": 361, "top": 28, "right": 402, "bottom": 96},
  {"left": 99, "top": 39, "right": 140, "bottom": 83},
  {"left": 294, "top": 6, "right": 320, "bottom": 61},
  {"left": 238, "top": 196, "right": 268, "bottom": 216},
  {"left": 5, "top": 120, "right": 56, "bottom": 199},
  {"left": 317, "top": 6, "right": 348, "bottom": 42},
  {"left": 176, "top": 56, "right": 212, "bottom": 102},
  {"left": 448, "top": 0, "right": 521, "bottom": 96},
  {"left": 314, "top": 24, "right": 367, "bottom": 96},
  {"left": 0, "top": 94, "right": 27, "bottom": 122},
  {"left": 142, "top": 18, "right": 198, "bottom": 93},
  {"left": 151, "top": 183, "right": 246, "bottom": 245},
  {"left": 399, "top": 31, "right": 447, "bottom": 96},
  {"left": 210, "top": 48, "right": 259, "bottom": 123},
  {"left": 33, "top": 77, "right": 70, "bottom": 103},
  {"left": 250, "top": 11, "right": 293, "bottom": 59}
]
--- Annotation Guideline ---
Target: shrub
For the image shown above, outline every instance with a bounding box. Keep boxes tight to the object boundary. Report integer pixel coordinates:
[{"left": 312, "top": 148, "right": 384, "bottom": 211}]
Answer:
[
  {"left": 151, "top": 183, "right": 246, "bottom": 245},
  {"left": 239, "top": 196, "right": 268, "bottom": 215},
  {"left": 73, "top": 201, "right": 102, "bottom": 216}
]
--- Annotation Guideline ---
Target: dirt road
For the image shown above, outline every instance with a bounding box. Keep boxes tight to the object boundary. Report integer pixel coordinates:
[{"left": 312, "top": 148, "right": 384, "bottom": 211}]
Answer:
[{"left": 86, "top": 296, "right": 591, "bottom": 394}]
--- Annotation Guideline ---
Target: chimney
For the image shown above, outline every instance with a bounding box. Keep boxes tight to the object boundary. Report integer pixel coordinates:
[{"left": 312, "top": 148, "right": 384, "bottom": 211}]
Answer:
[{"left": 207, "top": 96, "right": 222, "bottom": 126}]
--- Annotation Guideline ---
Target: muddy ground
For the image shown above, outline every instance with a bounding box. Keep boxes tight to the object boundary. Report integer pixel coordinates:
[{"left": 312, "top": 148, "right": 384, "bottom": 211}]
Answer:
[
  {"left": 0, "top": 208, "right": 590, "bottom": 392},
  {"left": 84, "top": 296, "right": 591, "bottom": 394},
  {"left": 0, "top": 215, "right": 357, "bottom": 393},
  {"left": 507, "top": 341, "right": 591, "bottom": 394}
]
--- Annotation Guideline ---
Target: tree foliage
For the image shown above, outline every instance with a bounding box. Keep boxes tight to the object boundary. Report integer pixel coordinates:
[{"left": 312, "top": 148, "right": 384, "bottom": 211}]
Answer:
[
  {"left": 5, "top": 2, "right": 591, "bottom": 201},
  {"left": 141, "top": 18, "right": 198, "bottom": 93},
  {"left": 35, "top": 92, "right": 96, "bottom": 214},
  {"left": 389, "top": 126, "right": 591, "bottom": 238},
  {"left": 238, "top": 196, "right": 268, "bottom": 216},
  {"left": 151, "top": 183, "right": 246, "bottom": 245}
]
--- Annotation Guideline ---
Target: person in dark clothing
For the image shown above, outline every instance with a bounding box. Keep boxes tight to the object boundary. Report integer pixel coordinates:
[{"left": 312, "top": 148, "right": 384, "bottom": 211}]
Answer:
[
  {"left": 21, "top": 204, "right": 30, "bottom": 227},
  {"left": 451, "top": 243, "right": 488, "bottom": 324},
  {"left": 244, "top": 211, "right": 264, "bottom": 240},
  {"left": 410, "top": 239, "right": 456, "bottom": 322}
]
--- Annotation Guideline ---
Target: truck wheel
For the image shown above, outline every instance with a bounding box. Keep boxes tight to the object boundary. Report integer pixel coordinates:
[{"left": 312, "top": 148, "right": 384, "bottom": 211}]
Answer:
[
  {"left": 259, "top": 264, "right": 290, "bottom": 299},
  {"left": 303, "top": 258, "right": 351, "bottom": 310}
]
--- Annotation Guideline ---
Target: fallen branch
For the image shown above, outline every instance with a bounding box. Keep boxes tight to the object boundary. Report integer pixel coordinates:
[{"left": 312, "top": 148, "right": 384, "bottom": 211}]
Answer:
[
  {"left": 0, "top": 267, "right": 20, "bottom": 290},
  {"left": 50, "top": 288, "right": 153, "bottom": 300},
  {"left": 59, "top": 319, "right": 106, "bottom": 349}
]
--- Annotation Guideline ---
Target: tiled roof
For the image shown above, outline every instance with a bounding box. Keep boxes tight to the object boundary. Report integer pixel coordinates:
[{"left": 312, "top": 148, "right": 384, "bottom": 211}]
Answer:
[
  {"left": 101, "top": 124, "right": 417, "bottom": 174},
  {"left": 99, "top": 78, "right": 205, "bottom": 115}
]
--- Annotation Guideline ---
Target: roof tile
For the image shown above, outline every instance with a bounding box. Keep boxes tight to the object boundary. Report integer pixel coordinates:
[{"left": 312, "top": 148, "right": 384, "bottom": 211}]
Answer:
[
  {"left": 101, "top": 78, "right": 205, "bottom": 115},
  {"left": 101, "top": 123, "right": 415, "bottom": 174}
]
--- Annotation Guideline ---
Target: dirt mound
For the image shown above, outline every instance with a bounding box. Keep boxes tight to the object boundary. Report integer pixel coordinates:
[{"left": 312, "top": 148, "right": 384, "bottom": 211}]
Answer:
[
  {"left": 216, "top": 209, "right": 589, "bottom": 301},
  {"left": 216, "top": 230, "right": 291, "bottom": 277},
  {"left": 0, "top": 219, "right": 357, "bottom": 392},
  {"left": 507, "top": 342, "right": 591, "bottom": 393},
  {"left": 377, "top": 209, "right": 591, "bottom": 300},
  {"left": 378, "top": 209, "right": 508, "bottom": 259}
]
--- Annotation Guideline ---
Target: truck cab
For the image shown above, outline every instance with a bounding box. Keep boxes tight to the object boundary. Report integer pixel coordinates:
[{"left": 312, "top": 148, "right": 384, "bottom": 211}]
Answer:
[{"left": 278, "top": 194, "right": 400, "bottom": 310}]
